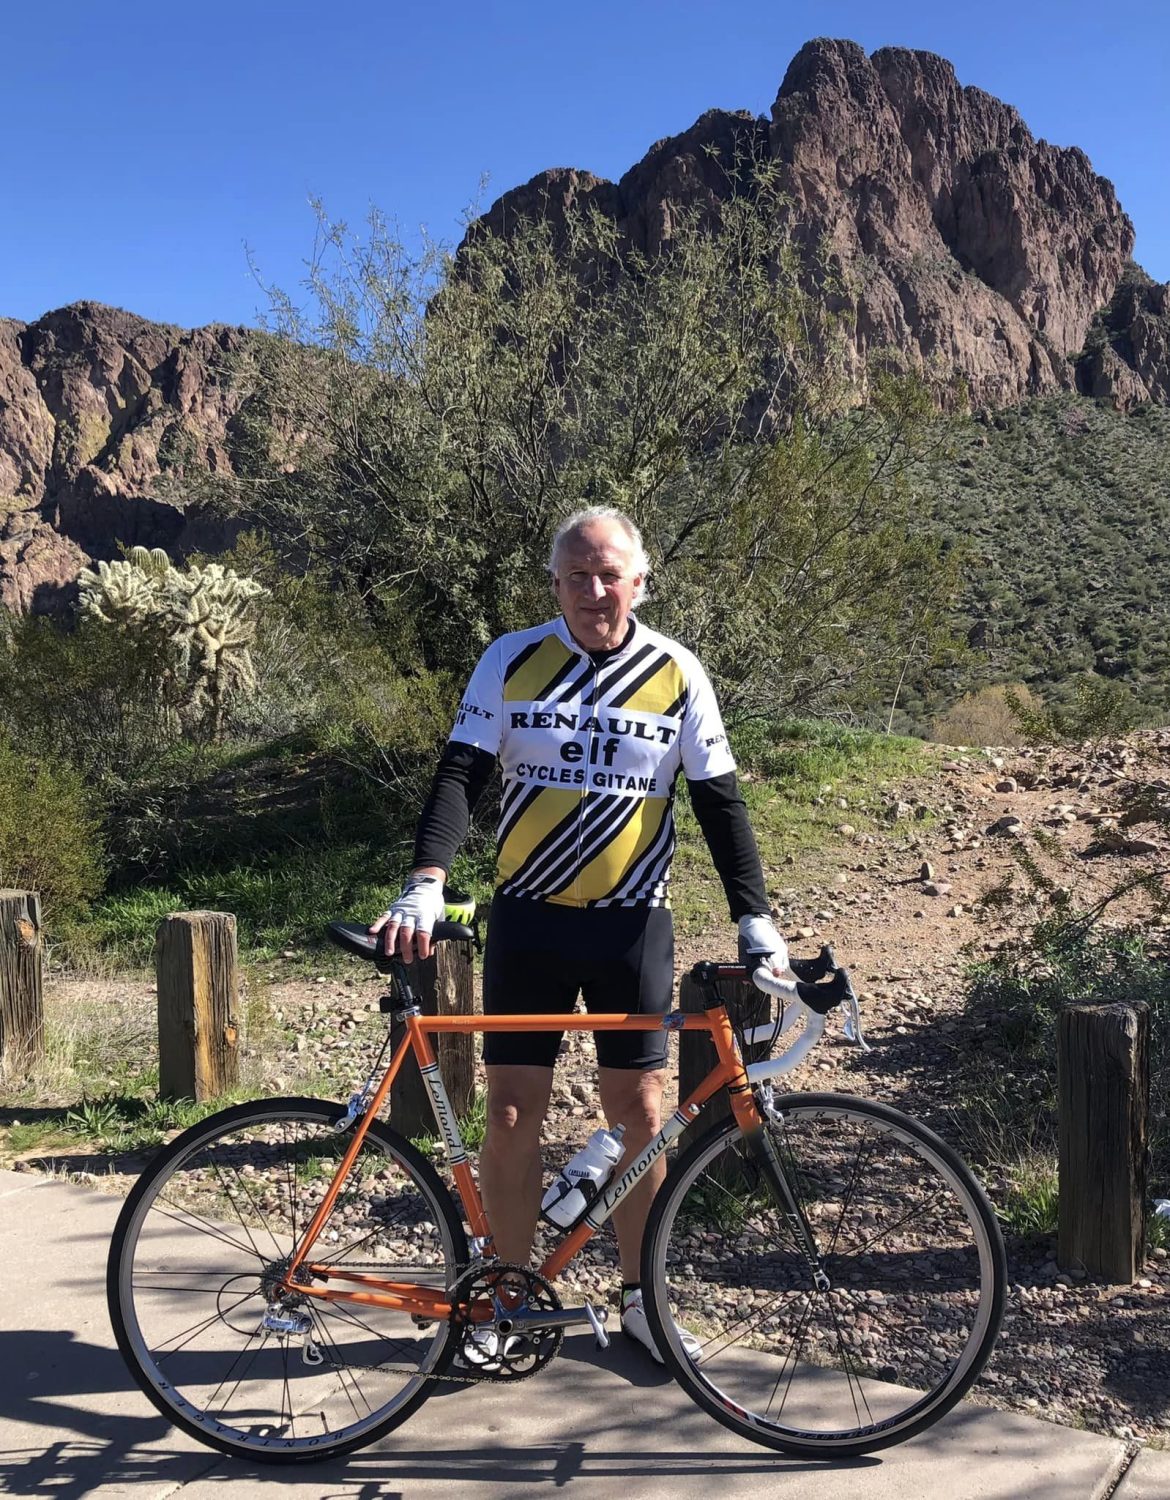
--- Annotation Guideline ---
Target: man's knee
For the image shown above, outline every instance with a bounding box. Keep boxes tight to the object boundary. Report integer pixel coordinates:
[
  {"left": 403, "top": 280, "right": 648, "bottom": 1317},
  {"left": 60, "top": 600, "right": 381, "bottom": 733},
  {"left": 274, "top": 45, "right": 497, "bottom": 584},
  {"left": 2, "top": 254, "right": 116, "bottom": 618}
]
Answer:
[
  {"left": 484, "top": 1067, "right": 552, "bottom": 1143},
  {"left": 599, "top": 1067, "right": 665, "bottom": 1136}
]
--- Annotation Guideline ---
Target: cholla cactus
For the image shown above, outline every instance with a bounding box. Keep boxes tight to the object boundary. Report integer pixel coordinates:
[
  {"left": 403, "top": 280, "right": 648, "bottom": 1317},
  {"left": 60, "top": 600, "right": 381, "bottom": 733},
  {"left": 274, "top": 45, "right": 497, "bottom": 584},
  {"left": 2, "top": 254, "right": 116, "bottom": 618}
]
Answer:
[
  {"left": 126, "top": 545, "right": 172, "bottom": 578},
  {"left": 78, "top": 547, "right": 268, "bottom": 740},
  {"left": 78, "top": 557, "right": 164, "bottom": 628},
  {"left": 165, "top": 564, "right": 268, "bottom": 736}
]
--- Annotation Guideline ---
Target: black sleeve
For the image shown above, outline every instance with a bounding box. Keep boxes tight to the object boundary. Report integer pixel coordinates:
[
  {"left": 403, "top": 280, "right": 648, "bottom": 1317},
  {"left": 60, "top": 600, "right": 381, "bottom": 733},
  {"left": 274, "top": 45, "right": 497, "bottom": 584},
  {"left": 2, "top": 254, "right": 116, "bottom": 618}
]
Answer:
[
  {"left": 412, "top": 742, "right": 496, "bottom": 874},
  {"left": 686, "top": 771, "right": 769, "bottom": 922}
]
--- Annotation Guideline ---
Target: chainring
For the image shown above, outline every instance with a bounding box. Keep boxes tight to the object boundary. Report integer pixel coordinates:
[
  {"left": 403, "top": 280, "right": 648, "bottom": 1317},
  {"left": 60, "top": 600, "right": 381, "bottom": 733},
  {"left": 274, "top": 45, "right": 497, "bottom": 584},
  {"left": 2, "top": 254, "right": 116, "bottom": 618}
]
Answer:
[{"left": 449, "top": 1261, "right": 563, "bottom": 1382}]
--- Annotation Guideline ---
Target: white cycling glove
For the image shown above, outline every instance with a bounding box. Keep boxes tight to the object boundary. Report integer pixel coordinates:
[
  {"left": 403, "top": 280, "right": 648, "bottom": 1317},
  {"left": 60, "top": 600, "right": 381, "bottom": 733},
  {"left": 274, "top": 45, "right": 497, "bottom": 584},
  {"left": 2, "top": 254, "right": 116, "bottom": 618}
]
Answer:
[
  {"left": 378, "top": 874, "right": 446, "bottom": 946},
  {"left": 738, "top": 914, "right": 790, "bottom": 974}
]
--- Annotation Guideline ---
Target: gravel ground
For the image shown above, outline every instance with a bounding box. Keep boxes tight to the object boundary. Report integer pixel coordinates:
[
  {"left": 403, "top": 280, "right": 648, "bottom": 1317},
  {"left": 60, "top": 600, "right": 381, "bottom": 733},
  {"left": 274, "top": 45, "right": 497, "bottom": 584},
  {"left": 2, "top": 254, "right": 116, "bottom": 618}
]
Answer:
[{"left": 9, "top": 735, "right": 1169, "bottom": 1445}]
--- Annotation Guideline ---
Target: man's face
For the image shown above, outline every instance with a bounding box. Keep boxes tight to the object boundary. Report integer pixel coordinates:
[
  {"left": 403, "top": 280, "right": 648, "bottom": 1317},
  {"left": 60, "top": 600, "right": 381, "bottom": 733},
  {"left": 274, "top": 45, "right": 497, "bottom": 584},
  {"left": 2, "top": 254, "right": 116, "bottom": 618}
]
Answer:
[{"left": 552, "top": 520, "right": 643, "bottom": 652}]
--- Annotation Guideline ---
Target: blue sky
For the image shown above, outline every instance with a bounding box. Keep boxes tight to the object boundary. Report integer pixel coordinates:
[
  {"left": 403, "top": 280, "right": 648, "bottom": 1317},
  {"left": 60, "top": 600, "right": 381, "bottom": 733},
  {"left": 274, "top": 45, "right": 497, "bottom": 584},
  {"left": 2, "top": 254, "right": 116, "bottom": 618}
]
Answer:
[{"left": 3, "top": 1, "right": 1167, "bottom": 329}]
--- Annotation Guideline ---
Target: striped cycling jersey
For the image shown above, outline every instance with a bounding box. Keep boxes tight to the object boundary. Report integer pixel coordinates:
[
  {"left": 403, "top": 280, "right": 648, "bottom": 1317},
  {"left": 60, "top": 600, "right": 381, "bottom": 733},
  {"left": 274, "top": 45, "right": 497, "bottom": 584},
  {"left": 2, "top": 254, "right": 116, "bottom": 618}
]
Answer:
[{"left": 447, "top": 615, "right": 735, "bottom": 908}]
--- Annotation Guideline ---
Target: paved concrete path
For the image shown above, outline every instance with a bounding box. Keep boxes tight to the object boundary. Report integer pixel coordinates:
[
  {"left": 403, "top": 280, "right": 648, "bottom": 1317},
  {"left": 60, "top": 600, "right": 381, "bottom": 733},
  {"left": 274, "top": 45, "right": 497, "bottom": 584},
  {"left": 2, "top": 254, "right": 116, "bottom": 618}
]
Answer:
[{"left": 0, "top": 1168, "right": 1141, "bottom": 1500}]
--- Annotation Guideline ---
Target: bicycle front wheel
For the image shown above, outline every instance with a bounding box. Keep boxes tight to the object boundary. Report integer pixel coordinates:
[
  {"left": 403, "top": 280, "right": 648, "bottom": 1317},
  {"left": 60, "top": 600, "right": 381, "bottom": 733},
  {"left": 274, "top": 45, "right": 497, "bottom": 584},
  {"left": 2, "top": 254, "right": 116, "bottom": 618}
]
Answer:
[
  {"left": 642, "top": 1094, "right": 1006, "bottom": 1457},
  {"left": 108, "top": 1097, "right": 468, "bottom": 1463}
]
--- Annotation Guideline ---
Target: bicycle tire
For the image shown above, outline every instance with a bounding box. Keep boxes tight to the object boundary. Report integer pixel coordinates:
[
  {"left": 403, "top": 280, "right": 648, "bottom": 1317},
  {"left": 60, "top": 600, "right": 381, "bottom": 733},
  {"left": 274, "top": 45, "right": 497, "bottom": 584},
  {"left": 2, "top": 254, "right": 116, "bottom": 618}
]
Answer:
[
  {"left": 642, "top": 1093, "right": 1006, "bottom": 1457},
  {"left": 107, "top": 1096, "right": 468, "bottom": 1463}
]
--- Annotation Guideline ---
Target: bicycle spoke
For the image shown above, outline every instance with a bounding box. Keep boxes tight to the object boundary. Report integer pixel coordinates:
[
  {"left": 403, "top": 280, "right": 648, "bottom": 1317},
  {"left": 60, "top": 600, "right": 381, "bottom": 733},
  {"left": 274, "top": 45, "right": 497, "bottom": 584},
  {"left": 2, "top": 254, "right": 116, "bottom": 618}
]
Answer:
[
  {"left": 821, "top": 1286, "right": 875, "bottom": 1430},
  {"left": 822, "top": 1131, "right": 877, "bottom": 1262},
  {"left": 280, "top": 1338, "right": 293, "bottom": 1440},
  {"left": 111, "top": 1101, "right": 465, "bottom": 1460},
  {"left": 313, "top": 1225, "right": 393, "bottom": 1266},
  {"left": 150, "top": 1197, "right": 269, "bottom": 1262},
  {"left": 208, "top": 1326, "right": 271, "bottom": 1416},
  {"left": 314, "top": 1298, "right": 426, "bottom": 1366},
  {"left": 153, "top": 1289, "right": 260, "bottom": 1360},
  {"left": 650, "top": 1100, "right": 1004, "bottom": 1454},
  {"left": 848, "top": 1192, "right": 949, "bottom": 1263},
  {"left": 694, "top": 1282, "right": 801, "bottom": 1360},
  {"left": 766, "top": 1288, "right": 819, "bottom": 1420},
  {"left": 215, "top": 1159, "right": 286, "bottom": 1262},
  {"left": 284, "top": 1118, "right": 299, "bottom": 1251},
  {"left": 306, "top": 1306, "right": 373, "bottom": 1418},
  {"left": 132, "top": 1281, "right": 263, "bottom": 1301}
]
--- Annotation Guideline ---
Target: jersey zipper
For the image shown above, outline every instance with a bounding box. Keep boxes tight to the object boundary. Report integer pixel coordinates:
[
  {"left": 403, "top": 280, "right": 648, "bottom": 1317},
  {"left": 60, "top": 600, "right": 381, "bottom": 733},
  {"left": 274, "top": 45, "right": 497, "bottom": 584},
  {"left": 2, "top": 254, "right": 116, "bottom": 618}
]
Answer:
[{"left": 574, "top": 657, "right": 602, "bottom": 905}]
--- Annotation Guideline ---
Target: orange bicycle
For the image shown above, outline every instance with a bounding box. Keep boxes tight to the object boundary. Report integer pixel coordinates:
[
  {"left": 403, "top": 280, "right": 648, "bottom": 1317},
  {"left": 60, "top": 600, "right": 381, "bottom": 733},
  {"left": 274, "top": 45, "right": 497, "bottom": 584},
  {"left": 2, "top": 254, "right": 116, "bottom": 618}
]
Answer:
[{"left": 107, "top": 917, "right": 1006, "bottom": 1464}]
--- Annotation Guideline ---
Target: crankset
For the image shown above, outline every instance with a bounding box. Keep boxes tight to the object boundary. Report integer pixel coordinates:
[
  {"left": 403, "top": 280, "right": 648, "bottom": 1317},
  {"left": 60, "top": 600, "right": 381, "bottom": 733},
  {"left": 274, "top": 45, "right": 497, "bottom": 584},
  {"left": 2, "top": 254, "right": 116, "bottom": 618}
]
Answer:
[{"left": 450, "top": 1261, "right": 566, "bottom": 1381}]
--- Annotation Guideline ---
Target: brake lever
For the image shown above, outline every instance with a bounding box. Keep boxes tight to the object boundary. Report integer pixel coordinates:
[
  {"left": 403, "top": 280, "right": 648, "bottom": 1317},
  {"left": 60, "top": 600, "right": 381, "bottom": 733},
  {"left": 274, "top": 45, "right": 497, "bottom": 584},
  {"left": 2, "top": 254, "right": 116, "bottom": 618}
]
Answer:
[{"left": 840, "top": 968, "right": 872, "bottom": 1052}]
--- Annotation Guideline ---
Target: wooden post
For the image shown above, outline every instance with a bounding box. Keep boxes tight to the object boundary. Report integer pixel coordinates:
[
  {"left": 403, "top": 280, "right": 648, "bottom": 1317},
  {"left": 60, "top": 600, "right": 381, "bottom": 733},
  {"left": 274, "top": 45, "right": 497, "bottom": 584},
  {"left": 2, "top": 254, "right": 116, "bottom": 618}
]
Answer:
[
  {"left": 0, "top": 890, "right": 44, "bottom": 1079},
  {"left": 391, "top": 939, "right": 476, "bottom": 1138},
  {"left": 156, "top": 911, "right": 241, "bottom": 1102},
  {"left": 1058, "top": 1002, "right": 1149, "bottom": 1284},
  {"left": 678, "top": 968, "right": 768, "bottom": 1153}
]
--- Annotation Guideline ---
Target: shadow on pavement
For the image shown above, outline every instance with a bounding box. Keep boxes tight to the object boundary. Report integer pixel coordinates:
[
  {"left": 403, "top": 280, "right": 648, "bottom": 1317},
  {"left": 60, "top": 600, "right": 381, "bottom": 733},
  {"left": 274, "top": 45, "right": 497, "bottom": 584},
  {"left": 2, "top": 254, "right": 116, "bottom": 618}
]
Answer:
[
  {"left": 0, "top": 1326, "right": 870, "bottom": 1496},
  {"left": 0, "top": 1324, "right": 1118, "bottom": 1500}
]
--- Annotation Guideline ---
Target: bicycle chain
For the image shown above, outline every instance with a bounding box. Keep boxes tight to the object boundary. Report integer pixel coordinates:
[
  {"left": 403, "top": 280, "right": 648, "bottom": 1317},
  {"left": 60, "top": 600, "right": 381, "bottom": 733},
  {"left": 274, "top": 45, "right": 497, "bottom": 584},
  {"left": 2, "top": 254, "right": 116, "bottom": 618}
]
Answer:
[{"left": 297, "top": 1259, "right": 562, "bottom": 1386}]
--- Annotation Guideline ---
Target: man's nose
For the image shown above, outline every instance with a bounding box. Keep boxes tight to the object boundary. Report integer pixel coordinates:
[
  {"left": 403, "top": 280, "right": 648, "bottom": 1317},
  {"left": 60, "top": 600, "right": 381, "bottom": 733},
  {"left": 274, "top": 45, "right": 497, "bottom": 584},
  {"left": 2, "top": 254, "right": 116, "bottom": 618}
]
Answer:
[{"left": 587, "top": 575, "right": 606, "bottom": 600}]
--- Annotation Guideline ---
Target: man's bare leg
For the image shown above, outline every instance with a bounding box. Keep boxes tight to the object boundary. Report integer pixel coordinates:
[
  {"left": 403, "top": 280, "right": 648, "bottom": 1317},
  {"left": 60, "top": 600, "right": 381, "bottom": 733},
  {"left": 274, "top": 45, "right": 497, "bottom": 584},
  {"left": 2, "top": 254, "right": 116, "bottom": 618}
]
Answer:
[
  {"left": 598, "top": 1066, "right": 666, "bottom": 1281},
  {"left": 479, "top": 1064, "right": 555, "bottom": 1266}
]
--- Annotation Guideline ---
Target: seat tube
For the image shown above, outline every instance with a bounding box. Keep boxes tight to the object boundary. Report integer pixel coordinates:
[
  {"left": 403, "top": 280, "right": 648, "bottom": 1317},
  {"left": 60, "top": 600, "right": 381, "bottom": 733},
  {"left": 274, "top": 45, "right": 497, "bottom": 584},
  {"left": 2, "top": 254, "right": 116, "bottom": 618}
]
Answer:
[{"left": 414, "top": 1020, "right": 491, "bottom": 1242}]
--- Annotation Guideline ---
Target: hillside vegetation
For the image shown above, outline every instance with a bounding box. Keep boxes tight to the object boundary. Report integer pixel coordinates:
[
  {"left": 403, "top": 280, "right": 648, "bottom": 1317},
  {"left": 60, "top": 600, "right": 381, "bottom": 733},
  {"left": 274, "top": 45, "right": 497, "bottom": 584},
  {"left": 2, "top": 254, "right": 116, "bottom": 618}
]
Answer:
[{"left": 907, "top": 396, "right": 1170, "bottom": 731}]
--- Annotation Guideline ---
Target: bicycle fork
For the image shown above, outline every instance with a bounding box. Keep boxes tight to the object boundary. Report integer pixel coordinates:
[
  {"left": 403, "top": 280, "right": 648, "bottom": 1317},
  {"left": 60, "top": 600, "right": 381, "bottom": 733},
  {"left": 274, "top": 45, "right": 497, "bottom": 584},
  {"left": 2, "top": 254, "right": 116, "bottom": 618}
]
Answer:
[{"left": 740, "top": 1104, "right": 830, "bottom": 1293}]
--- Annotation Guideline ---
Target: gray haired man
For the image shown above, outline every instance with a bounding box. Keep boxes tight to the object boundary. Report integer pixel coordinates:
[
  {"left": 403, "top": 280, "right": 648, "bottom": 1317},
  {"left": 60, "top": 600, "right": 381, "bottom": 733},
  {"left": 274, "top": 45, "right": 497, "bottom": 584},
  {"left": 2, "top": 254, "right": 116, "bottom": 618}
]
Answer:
[{"left": 372, "top": 506, "right": 785, "bottom": 1360}]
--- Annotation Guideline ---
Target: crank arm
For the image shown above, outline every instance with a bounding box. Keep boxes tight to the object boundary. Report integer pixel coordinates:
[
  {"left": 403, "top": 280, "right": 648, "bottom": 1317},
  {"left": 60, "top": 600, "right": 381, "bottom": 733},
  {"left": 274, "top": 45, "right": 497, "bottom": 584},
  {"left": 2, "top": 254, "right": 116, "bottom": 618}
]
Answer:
[{"left": 493, "top": 1303, "right": 610, "bottom": 1338}]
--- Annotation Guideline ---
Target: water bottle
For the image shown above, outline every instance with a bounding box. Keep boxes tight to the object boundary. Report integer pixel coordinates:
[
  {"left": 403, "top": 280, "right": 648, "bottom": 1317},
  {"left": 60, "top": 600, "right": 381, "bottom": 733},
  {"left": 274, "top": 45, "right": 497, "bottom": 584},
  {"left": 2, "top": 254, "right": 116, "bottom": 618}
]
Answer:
[{"left": 540, "top": 1124, "right": 626, "bottom": 1227}]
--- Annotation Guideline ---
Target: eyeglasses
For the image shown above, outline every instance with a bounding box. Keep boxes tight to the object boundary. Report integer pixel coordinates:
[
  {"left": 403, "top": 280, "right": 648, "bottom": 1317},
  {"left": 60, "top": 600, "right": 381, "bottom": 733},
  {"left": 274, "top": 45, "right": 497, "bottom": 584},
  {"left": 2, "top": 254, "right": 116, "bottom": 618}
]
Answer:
[{"left": 560, "top": 571, "right": 629, "bottom": 591}]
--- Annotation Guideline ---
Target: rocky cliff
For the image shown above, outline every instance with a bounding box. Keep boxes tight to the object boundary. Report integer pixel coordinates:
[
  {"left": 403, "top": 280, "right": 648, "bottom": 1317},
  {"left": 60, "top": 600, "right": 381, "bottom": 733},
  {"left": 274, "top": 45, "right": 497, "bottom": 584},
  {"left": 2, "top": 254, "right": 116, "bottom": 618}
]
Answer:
[
  {"left": 0, "top": 303, "right": 249, "bottom": 612},
  {"left": 480, "top": 38, "right": 1165, "bottom": 408},
  {"left": 2, "top": 38, "right": 1168, "bottom": 613}
]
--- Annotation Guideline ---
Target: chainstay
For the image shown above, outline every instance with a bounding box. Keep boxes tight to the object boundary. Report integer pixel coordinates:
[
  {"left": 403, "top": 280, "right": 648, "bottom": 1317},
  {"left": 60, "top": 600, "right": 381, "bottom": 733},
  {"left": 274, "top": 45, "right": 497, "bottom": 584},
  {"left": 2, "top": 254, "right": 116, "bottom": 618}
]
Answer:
[
  {"left": 297, "top": 1277, "right": 552, "bottom": 1386},
  {"left": 303, "top": 1337, "right": 551, "bottom": 1386},
  {"left": 299, "top": 1259, "right": 561, "bottom": 1384}
]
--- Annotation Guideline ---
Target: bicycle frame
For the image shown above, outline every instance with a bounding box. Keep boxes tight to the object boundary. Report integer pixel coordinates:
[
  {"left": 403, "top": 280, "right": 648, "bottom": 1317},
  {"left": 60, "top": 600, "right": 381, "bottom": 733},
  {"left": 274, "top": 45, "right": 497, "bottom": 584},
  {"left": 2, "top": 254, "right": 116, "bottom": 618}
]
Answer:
[{"left": 280, "top": 998, "right": 776, "bottom": 1322}]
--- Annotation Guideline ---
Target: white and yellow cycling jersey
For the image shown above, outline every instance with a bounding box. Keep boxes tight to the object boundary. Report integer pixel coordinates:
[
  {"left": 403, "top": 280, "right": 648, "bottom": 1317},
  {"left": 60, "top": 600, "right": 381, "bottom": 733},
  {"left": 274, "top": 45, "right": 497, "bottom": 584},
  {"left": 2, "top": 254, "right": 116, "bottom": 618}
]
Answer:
[{"left": 448, "top": 616, "right": 736, "bottom": 908}]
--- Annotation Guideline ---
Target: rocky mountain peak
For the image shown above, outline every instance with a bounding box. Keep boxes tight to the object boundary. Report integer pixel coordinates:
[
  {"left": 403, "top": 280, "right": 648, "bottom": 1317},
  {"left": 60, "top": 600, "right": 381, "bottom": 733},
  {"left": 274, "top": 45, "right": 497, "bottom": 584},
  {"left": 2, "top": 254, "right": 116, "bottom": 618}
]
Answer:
[
  {"left": 0, "top": 300, "right": 247, "bottom": 613},
  {"left": 479, "top": 37, "right": 1153, "bottom": 409},
  {"left": 2, "top": 39, "right": 1169, "bottom": 615}
]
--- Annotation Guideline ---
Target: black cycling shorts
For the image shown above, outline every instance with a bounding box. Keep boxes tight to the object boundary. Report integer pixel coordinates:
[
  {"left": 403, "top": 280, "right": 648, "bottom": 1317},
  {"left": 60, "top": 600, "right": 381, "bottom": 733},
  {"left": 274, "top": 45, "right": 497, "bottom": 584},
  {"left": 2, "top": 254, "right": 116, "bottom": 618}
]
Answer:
[{"left": 481, "top": 892, "right": 673, "bottom": 1070}]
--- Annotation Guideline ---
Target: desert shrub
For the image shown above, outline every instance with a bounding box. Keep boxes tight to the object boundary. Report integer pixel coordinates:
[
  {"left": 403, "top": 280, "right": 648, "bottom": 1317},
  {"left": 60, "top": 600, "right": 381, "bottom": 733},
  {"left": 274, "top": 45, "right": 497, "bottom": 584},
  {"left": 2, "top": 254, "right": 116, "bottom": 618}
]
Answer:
[
  {"left": 916, "top": 396, "right": 1170, "bottom": 722},
  {"left": 1005, "top": 673, "right": 1141, "bottom": 745},
  {"left": 0, "top": 731, "right": 104, "bottom": 919},
  {"left": 928, "top": 682, "right": 1040, "bottom": 746},
  {"left": 0, "top": 612, "right": 186, "bottom": 790},
  {"left": 961, "top": 918, "right": 1170, "bottom": 1207},
  {"left": 0, "top": 611, "right": 239, "bottom": 884}
]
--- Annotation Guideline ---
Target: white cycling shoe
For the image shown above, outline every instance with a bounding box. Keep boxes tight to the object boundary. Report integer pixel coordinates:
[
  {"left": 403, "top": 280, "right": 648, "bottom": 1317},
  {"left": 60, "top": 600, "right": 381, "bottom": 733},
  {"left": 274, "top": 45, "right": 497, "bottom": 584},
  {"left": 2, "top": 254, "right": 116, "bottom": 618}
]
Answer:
[{"left": 620, "top": 1289, "right": 702, "bottom": 1365}]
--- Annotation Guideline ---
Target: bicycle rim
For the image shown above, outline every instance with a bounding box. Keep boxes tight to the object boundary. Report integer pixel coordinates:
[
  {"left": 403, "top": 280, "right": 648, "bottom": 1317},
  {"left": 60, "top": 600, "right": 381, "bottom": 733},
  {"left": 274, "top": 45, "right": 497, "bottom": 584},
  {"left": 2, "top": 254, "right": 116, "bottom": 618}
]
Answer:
[
  {"left": 108, "top": 1098, "right": 467, "bottom": 1462},
  {"left": 643, "top": 1094, "right": 1006, "bottom": 1456}
]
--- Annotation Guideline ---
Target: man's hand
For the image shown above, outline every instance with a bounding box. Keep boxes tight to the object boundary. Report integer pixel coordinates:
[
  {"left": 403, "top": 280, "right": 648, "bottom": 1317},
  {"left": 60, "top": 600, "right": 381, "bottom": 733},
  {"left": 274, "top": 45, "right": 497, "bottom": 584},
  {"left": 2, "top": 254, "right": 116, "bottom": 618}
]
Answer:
[
  {"left": 368, "top": 874, "right": 445, "bottom": 963},
  {"left": 737, "top": 914, "right": 790, "bottom": 975}
]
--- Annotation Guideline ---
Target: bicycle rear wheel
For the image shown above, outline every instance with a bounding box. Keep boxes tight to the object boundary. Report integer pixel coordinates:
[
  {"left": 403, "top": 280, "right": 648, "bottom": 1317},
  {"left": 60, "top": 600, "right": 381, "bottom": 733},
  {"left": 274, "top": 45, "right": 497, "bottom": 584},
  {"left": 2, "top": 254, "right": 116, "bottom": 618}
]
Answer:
[
  {"left": 642, "top": 1093, "right": 1006, "bottom": 1457},
  {"left": 108, "top": 1097, "right": 468, "bottom": 1463}
]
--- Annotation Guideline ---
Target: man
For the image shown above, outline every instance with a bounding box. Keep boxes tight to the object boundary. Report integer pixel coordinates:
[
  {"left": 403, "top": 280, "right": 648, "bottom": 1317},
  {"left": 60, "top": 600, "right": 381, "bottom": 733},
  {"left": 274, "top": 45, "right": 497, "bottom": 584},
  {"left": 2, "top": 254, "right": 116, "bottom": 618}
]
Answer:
[{"left": 371, "top": 506, "right": 786, "bottom": 1361}]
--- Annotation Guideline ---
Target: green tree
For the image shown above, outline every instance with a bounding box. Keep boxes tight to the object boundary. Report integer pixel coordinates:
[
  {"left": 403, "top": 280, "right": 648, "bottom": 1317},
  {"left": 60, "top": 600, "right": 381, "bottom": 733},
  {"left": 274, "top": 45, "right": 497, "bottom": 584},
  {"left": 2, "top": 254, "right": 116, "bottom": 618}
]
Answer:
[{"left": 227, "top": 157, "right": 958, "bottom": 717}]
